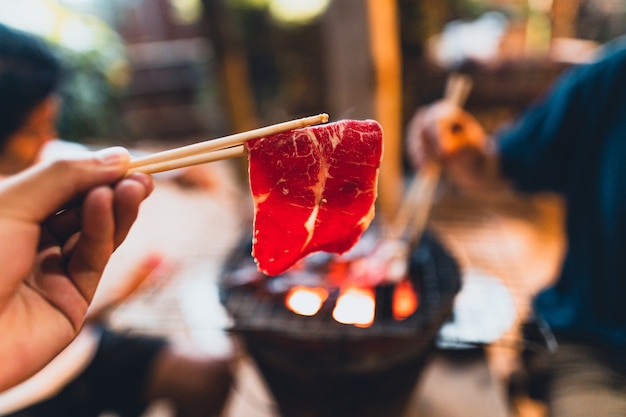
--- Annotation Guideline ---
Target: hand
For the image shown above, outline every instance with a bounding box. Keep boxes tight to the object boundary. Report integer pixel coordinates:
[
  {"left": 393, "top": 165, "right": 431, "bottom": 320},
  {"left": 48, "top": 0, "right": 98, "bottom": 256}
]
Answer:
[
  {"left": 405, "top": 100, "right": 501, "bottom": 192},
  {"left": 405, "top": 100, "right": 488, "bottom": 169},
  {"left": 0, "top": 147, "right": 154, "bottom": 391}
]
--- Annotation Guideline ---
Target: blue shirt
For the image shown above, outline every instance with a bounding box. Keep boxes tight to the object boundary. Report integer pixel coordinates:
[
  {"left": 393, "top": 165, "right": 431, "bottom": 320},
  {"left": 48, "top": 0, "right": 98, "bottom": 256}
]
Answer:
[{"left": 497, "top": 41, "right": 626, "bottom": 348}]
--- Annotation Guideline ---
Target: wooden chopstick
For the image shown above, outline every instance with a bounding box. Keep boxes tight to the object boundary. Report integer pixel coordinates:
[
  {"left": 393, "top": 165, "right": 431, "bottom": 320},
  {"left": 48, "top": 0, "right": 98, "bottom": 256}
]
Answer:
[
  {"left": 391, "top": 73, "right": 472, "bottom": 246},
  {"left": 126, "top": 145, "right": 247, "bottom": 175},
  {"left": 444, "top": 72, "right": 473, "bottom": 110},
  {"left": 389, "top": 162, "right": 441, "bottom": 243},
  {"left": 128, "top": 113, "right": 329, "bottom": 175},
  {"left": 404, "top": 162, "right": 442, "bottom": 245}
]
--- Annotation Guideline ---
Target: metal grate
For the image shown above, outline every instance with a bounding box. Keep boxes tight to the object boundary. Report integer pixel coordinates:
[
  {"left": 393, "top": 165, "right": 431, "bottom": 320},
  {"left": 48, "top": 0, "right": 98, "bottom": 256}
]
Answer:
[{"left": 219, "top": 230, "right": 462, "bottom": 342}]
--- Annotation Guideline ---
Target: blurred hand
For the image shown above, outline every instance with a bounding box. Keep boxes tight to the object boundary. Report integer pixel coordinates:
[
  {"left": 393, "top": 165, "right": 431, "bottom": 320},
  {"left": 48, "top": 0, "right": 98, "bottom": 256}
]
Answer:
[
  {"left": 86, "top": 252, "right": 171, "bottom": 323},
  {"left": 406, "top": 101, "right": 511, "bottom": 194},
  {"left": 406, "top": 100, "right": 488, "bottom": 169},
  {"left": 0, "top": 147, "right": 153, "bottom": 391}
]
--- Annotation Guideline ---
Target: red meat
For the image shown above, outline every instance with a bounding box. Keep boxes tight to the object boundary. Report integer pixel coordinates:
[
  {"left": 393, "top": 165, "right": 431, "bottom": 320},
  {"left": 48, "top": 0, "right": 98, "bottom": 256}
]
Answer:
[{"left": 245, "top": 119, "right": 383, "bottom": 276}]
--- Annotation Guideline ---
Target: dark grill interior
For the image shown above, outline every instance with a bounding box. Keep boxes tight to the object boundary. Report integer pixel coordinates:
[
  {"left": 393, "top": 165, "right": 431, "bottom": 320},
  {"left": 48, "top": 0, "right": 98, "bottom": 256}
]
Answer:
[{"left": 219, "top": 230, "right": 462, "bottom": 417}]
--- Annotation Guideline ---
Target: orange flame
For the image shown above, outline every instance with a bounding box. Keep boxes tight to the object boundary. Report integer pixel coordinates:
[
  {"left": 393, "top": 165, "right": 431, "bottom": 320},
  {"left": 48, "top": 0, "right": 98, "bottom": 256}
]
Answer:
[
  {"left": 392, "top": 280, "right": 419, "bottom": 320},
  {"left": 285, "top": 286, "right": 328, "bottom": 316},
  {"left": 332, "top": 286, "right": 375, "bottom": 328}
]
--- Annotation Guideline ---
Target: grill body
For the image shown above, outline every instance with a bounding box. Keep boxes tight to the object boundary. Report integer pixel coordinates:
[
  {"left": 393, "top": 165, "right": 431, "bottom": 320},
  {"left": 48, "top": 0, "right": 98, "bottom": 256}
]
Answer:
[{"left": 220, "top": 231, "right": 461, "bottom": 417}]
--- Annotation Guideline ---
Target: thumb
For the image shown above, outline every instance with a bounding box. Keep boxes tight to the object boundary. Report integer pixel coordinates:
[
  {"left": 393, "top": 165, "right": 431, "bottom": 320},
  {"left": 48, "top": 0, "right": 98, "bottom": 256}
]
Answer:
[{"left": 0, "top": 147, "right": 131, "bottom": 222}]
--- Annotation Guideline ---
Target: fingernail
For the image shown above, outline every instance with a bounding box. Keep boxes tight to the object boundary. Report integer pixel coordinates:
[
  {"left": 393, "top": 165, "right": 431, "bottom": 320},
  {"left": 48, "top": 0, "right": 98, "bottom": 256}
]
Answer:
[
  {"left": 96, "top": 147, "right": 129, "bottom": 166},
  {"left": 126, "top": 172, "right": 155, "bottom": 194}
]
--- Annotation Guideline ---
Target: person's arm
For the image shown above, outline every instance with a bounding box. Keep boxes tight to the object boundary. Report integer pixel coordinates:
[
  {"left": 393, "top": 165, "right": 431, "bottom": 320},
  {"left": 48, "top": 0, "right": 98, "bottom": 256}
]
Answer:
[
  {"left": 405, "top": 100, "right": 508, "bottom": 194},
  {"left": 0, "top": 147, "right": 153, "bottom": 391}
]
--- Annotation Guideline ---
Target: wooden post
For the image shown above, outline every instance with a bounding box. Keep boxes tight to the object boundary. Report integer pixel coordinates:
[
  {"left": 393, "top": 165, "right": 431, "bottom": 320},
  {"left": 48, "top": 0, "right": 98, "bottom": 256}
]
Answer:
[
  {"left": 201, "top": 0, "right": 258, "bottom": 134},
  {"left": 366, "top": 0, "right": 403, "bottom": 224},
  {"left": 321, "top": 0, "right": 373, "bottom": 121},
  {"left": 200, "top": 0, "right": 259, "bottom": 183},
  {"left": 551, "top": 0, "right": 582, "bottom": 39}
]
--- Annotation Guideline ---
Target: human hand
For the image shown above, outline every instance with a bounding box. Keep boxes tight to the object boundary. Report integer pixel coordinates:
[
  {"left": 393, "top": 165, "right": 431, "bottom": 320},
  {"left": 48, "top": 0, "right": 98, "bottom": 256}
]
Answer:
[
  {"left": 0, "top": 147, "right": 153, "bottom": 390},
  {"left": 407, "top": 100, "right": 513, "bottom": 195},
  {"left": 406, "top": 100, "right": 488, "bottom": 169}
]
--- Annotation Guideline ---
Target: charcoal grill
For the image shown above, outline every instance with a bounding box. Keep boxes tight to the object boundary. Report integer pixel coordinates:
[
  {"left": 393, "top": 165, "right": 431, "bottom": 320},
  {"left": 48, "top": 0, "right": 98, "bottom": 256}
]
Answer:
[{"left": 219, "top": 229, "right": 461, "bottom": 417}]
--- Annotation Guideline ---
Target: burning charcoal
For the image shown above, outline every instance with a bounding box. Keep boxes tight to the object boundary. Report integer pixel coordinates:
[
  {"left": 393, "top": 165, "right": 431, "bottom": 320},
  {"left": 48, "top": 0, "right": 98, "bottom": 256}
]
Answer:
[{"left": 218, "top": 229, "right": 462, "bottom": 417}]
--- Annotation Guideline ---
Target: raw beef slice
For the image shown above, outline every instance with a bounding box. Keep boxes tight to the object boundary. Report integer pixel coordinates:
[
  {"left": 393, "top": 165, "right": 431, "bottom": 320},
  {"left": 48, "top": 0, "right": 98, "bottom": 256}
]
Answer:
[{"left": 246, "top": 119, "right": 383, "bottom": 276}]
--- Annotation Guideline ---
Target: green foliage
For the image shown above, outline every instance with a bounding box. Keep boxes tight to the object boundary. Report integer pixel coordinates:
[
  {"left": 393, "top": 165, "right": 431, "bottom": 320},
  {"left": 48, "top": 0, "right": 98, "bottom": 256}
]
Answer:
[{"left": 48, "top": 14, "right": 130, "bottom": 143}]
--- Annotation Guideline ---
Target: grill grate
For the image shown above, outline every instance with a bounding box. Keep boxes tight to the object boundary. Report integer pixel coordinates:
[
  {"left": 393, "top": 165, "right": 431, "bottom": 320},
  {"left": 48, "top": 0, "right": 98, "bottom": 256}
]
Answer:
[{"left": 219, "top": 230, "right": 462, "bottom": 342}]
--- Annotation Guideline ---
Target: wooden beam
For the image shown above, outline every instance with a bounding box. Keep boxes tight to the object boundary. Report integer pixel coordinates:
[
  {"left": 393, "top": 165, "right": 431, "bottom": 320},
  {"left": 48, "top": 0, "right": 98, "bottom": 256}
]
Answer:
[{"left": 366, "top": 0, "right": 403, "bottom": 224}]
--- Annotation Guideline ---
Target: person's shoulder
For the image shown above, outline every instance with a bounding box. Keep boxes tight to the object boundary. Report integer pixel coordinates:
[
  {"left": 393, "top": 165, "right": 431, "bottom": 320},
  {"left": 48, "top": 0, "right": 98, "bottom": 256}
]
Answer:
[
  {"left": 587, "top": 36, "right": 626, "bottom": 71},
  {"left": 556, "top": 37, "right": 626, "bottom": 95},
  {"left": 595, "top": 35, "right": 626, "bottom": 58}
]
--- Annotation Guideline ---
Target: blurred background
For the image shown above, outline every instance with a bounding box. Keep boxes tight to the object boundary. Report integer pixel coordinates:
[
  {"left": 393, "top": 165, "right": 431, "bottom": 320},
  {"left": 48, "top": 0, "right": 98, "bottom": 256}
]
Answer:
[
  {"left": 0, "top": 1, "right": 623, "bottom": 416},
  {"left": 1, "top": 0, "right": 619, "bottom": 147},
  {"left": 0, "top": 0, "right": 619, "bottom": 214}
]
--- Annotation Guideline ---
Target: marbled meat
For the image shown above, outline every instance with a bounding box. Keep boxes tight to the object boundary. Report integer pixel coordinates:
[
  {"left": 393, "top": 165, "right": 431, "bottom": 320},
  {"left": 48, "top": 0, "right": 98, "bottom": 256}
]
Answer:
[{"left": 245, "top": 119, "right": 383, "bottom": 276}]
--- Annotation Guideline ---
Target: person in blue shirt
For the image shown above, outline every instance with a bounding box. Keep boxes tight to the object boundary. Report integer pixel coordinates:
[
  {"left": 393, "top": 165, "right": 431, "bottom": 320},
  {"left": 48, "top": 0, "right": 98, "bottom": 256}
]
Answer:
[{"left": 408, "top": 39, "right": 626, "bottom": 416}]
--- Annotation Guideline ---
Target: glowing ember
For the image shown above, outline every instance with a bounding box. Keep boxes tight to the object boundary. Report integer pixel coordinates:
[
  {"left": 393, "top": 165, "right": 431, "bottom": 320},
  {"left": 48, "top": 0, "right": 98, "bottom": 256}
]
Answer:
[
  {"left": 392, "top": 280, "right": 419, "bottom": 320},
  {"left": 285, "top": 286, "right": 328, "bottom": 316},
  {"left": 332, "top": 286, "right": 375, "bottom": 328}
]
